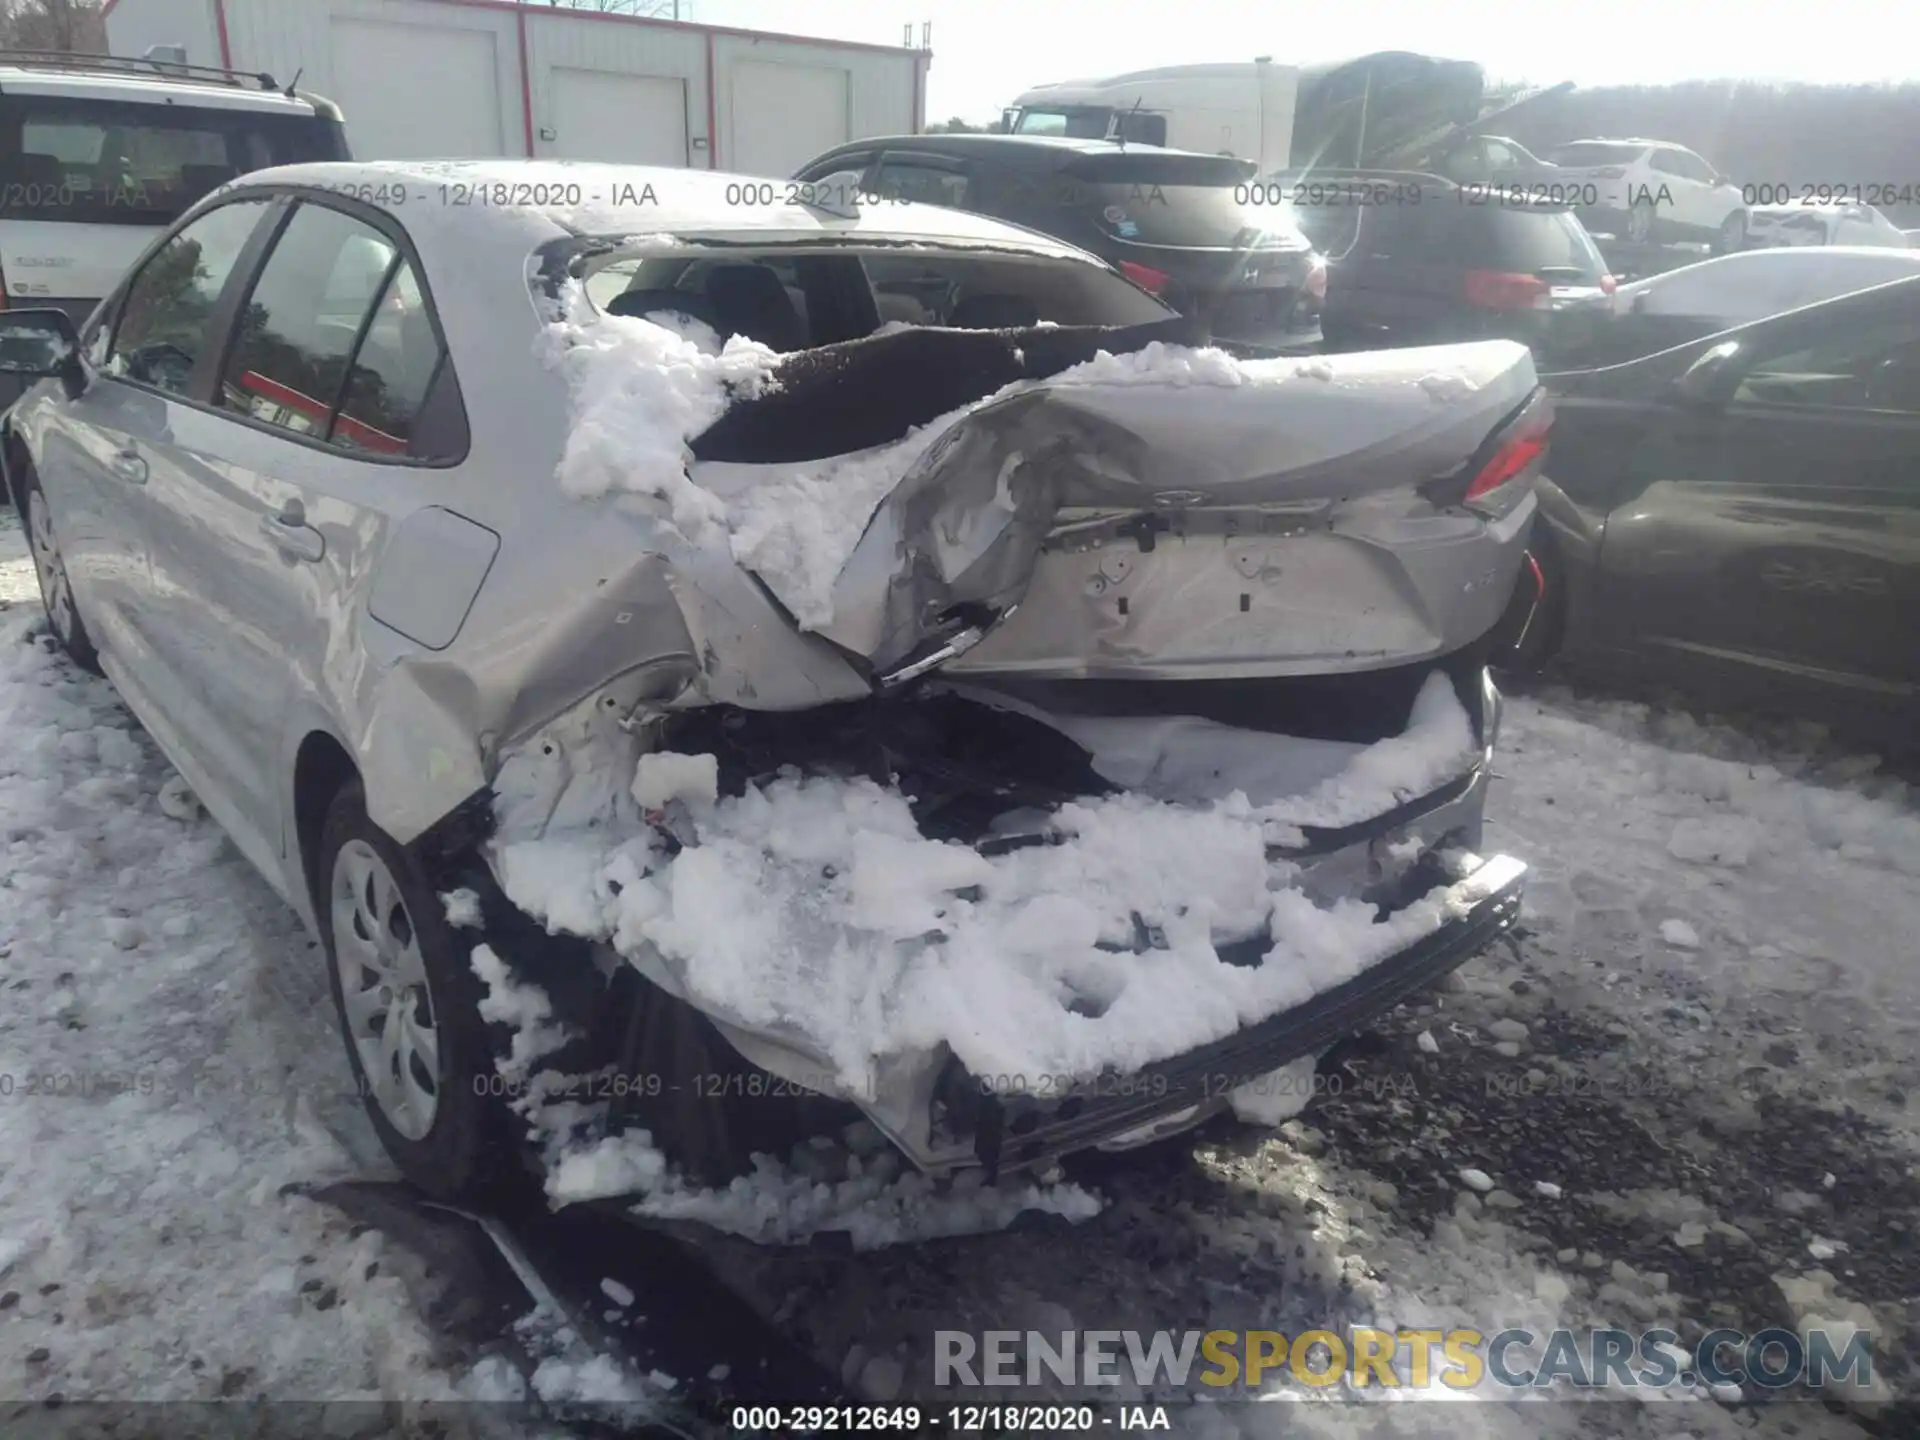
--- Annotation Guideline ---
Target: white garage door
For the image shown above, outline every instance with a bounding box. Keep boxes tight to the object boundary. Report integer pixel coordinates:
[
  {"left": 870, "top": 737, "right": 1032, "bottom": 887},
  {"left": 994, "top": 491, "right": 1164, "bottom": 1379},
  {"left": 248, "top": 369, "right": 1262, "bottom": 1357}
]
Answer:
[
  {"left": 544, "top": 68, "right": 688, "bottom": 166},
  {"left": 728, "top": 61, "right": 849, "bottom": 178},
  {"left": 329, "top": 19, "right": 503, "bottom": 160}
]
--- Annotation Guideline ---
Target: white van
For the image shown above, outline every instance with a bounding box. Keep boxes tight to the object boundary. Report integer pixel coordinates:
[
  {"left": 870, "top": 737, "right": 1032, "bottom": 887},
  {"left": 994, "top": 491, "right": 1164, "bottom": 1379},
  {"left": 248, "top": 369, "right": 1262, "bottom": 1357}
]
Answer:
[{"left": 0, "top": 46, "right": 347, "bottom": 398}]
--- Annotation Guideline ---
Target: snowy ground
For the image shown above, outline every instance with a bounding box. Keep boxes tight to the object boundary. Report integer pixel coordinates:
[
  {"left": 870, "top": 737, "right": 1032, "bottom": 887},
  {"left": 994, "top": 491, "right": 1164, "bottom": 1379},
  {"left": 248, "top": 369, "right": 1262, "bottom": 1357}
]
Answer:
[{"left": 2, "top": 506, "right": 1915, "bottom": 1438}]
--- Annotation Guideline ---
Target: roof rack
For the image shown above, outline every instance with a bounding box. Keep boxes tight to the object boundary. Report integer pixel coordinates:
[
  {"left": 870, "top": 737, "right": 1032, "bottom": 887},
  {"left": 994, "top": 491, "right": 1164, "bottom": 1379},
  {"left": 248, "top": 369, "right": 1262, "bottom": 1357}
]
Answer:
[{"left": 0, "top": 48, "right": 281, "bottom": 92}]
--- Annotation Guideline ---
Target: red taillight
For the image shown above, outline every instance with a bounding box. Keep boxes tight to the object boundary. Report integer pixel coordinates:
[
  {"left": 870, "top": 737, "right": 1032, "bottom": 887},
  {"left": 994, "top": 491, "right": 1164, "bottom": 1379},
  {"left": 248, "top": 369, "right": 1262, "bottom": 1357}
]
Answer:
[
  {"left": 1119, "top": 260, "right": 1170, "bottom": 295},
  {"left": 1600, "top": 273, "right": 1617, "bottom": 295},
  {"left": 1464, "top": 417, "right": 1552, "bottom": 507},
  {"left": 1463, "top": 270, "right": 1550, "bottom": 311},
  {"left": 1304, "top": 255, "right": 1328, "bottom": 300}
]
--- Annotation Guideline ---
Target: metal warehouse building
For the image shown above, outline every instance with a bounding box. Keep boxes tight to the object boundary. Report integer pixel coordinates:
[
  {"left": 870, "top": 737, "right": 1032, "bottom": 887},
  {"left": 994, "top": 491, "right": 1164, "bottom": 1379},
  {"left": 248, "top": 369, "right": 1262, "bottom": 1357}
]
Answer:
[{"left": 103, "top": 0, "right": 931, "bottom": 177}]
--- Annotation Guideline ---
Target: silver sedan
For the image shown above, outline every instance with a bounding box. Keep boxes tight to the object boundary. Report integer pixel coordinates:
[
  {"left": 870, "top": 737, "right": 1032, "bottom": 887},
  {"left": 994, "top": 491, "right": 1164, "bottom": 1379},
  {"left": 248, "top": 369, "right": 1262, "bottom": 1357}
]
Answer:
[{"left": 0, "top": 160, "right": 1537, "bottom": 1205}]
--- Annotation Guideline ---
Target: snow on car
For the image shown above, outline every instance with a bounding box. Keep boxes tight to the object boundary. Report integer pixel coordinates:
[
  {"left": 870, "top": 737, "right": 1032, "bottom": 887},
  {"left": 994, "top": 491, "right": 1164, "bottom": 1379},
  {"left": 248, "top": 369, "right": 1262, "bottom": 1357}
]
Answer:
[{"left": 0, "top": 159, "right": 1544, "bottom": 1241}]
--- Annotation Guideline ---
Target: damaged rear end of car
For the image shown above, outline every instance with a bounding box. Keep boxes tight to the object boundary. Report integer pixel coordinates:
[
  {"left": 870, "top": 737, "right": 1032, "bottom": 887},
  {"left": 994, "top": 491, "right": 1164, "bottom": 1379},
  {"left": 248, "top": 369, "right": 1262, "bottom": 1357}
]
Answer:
[{"left": 440, "top": 226, "right": 1545, "bottom": 1206}]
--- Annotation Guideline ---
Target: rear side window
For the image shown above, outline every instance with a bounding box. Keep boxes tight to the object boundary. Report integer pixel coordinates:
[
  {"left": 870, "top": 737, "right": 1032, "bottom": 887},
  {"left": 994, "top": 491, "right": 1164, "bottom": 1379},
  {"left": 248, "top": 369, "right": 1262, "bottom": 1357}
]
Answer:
[
  {"left": 860, "top": 251, "right": 1171, "bottom": 329},
  {"left": 872, "top": 157, "right": 972, "bottom": 208},
  {"left": 585, "top": 246, "right": 1172, "bottom": 336},
  {"left": 335, "top": 263, "right": 444, "bottom": 455},
  {"left": 1012, "top": 108, "right": 1113, "bottom": 139},
  {"left": 0, "top": 94, "right": 347, "bottom": 226},
  {"left": 105, "top": 197, "right": 270, "bottom": 394},
  {"left": 1467, "top": 208, "right": 1608, "bottom": 279},
  {"left": 219, "top": 202, "right": 453, "bottom": 459}
]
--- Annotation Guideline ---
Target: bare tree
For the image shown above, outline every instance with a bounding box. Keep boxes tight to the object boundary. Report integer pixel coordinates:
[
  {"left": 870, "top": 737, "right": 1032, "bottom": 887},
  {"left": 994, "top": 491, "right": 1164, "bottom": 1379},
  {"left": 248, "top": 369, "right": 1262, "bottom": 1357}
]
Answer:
[
  {"left": 1503, "top": 79, "right": 1920, "bottom": 226},
  {"left": 544, "top": 0, "right": 688, "bottom": 17},
  {"left": 0, "top": 0, "right": 108, "bottom": 52}
]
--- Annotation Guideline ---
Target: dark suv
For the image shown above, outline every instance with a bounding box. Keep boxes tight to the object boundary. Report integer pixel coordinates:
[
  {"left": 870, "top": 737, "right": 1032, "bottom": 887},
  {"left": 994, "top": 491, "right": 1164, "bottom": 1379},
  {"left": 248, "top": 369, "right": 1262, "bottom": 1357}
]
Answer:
[
  {"left": 792, "top": 134, "right": 1323, "bottom": 344},
  {"left": 1292, "top": 171, "right": 1615, "bottom": 365}
]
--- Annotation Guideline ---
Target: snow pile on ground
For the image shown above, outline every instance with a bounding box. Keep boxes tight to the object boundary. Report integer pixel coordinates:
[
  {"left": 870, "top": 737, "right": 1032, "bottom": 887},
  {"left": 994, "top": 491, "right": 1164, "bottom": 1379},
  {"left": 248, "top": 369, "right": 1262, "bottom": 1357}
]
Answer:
[
  {"left": 492, "top": 733, "right": 1475, "bottom": 1092},
  {"left": 547, "top": 1129, "right": 1104, "bottom": 1250},
  {"left": 0, "top": 542, "right": 457, "bottom": 1403},
  {"left": 1486, "top": 683, "right": 1920, "bottom": 1145}
]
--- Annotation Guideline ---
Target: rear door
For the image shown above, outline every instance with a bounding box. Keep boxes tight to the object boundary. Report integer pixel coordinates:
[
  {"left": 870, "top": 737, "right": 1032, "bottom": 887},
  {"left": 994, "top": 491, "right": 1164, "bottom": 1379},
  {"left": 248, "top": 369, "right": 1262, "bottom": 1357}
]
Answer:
[
  {"left": 132, "top": 194, "right": 468, "bottom": 858},
  {"left": 1649, "top": 148, "right": 1715, "bottom": 233},
  {"left": 1594, "top": 300, "right": 1920, "bottom": 700}
]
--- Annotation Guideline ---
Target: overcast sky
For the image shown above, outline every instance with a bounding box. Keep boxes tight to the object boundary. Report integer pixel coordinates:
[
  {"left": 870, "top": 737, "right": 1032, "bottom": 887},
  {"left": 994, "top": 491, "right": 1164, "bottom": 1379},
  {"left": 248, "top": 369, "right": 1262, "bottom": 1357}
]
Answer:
[{"left": 674, "top": 0, "right": 1911, "bottom": 121}]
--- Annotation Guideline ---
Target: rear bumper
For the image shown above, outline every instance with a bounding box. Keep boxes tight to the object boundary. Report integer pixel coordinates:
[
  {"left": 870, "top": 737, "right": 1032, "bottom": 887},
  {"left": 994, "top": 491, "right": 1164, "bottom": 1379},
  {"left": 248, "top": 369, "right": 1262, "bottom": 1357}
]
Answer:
[
  {"left": 948, "top": 849, "right": 1525, "bottom": 1177},
  {"left": 857, "top": 719, "right": 1518, "bottom": 1177}
]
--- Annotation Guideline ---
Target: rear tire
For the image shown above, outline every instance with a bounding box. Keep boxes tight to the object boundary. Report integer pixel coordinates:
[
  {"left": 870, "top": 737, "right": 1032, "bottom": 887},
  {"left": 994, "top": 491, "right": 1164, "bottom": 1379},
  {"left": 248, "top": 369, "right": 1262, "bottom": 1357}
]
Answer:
[
  {"left": 318, "top": 782, "right": 524, "bottom": 1204},
  {"left": 18, "top": 466, "right": 101, "bottom": 675},
  {"left": 1626, "top": 199, "right": 1657, "bottom": 245},
  {"left": 1714, "top": 210, "right": 1748, "bottom": 255}
]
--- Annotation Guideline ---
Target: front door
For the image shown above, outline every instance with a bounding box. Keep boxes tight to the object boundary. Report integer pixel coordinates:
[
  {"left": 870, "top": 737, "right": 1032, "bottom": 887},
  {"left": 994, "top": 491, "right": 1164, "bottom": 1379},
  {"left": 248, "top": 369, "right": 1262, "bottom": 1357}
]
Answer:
[
  {"left": 44, "top": 197, "right": 274, "bottom": 684},
  {"left": 1595, "top": 314, "right": 1920, "bottom": 701}
]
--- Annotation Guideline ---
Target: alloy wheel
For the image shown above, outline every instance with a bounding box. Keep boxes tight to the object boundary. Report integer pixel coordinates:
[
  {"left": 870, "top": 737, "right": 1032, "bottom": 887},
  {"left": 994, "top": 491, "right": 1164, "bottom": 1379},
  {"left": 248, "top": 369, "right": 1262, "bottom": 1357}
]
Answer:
[{"left": 331, "top": 838, "right": 441, "bottom": 1141}]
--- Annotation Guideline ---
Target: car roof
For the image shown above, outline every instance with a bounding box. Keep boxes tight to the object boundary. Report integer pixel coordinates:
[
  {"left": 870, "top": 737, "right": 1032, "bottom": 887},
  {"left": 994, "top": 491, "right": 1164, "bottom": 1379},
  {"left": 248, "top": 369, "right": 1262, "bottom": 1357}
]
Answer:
[
  {"left": 809, "top": 133, "right": 1235, "bottom": 165},
  {"left": 1616, "top": 245, "right": 1920, "bottom": 292},
  {"left": 224, "top": 159, "right": 1104, "bottom": 263},
  {"left": 1552, "top": 138, "right": 1660, "bottom": 150},
  {"left": 0, "top": 65, "right": 319, "bottom": 115}
]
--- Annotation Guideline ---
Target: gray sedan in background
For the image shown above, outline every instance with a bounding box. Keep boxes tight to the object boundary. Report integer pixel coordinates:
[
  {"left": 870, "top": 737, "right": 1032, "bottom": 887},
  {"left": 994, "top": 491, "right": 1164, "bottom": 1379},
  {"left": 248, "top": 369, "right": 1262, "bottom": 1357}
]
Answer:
[{"left": 1499, "top": 275, "right": 1919, "bottom": 749}]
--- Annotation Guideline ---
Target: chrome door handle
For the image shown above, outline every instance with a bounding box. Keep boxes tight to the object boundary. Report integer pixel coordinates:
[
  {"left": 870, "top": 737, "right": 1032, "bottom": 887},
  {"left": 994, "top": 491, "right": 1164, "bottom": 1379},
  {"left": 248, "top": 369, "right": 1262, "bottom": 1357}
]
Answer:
[
  {"left": 109, "top": 447, "right": 147, "bottom": 484},
  {"left": 260, "top": 510, "right": 325, "bottom": 563}
]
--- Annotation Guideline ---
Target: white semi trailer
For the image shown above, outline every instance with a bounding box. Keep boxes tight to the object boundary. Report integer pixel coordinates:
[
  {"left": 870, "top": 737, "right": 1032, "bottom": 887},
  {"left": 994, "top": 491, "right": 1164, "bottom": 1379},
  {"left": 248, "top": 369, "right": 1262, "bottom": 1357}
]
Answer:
[
  {"left": 104, "top": 0, "right": 930, "bottom": 177},
  {"left": 1003, "top": 52, "right": 1498, "bottom": 177}
]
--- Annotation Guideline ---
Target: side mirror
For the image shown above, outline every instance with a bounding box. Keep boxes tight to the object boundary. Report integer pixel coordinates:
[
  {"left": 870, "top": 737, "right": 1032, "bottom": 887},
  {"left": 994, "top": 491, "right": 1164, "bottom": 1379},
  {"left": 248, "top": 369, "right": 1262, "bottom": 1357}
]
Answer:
[
  {"left": 0, "top": 309, "right": 83, "bottom": 397},
  {"left": 1673, "top": 339, "right": 1740, "bottom": 405}
]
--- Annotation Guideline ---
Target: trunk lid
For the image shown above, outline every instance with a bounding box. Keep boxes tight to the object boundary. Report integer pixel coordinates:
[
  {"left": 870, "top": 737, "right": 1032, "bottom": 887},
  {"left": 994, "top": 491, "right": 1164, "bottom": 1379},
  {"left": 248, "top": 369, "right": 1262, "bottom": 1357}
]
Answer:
[{"left": 799, "top": 339, "right": 1539, "bottom": 683}]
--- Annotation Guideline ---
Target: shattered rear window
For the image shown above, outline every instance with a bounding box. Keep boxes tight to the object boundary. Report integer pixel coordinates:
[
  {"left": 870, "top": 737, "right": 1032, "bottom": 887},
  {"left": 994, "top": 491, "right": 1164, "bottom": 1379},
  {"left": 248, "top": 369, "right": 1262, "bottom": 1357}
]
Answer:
[{"left": 581, "top": 245, "right": 1173, "bottom": 346}]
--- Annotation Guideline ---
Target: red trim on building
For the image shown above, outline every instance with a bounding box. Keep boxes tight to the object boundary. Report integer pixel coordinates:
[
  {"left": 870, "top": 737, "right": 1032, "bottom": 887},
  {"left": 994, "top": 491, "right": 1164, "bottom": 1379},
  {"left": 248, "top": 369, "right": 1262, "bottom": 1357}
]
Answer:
[
  {"left": 703, "top": 31, "right": 718, "bottom": 170},
  {"left": 411, "top": 0, "right": 923, "bottom": 59},
  {"left": 213, "top": 0, "right": 234, "bottom": 69},
  {"left": 515, "top": 6, "right": 536, "bottom": 157}
]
